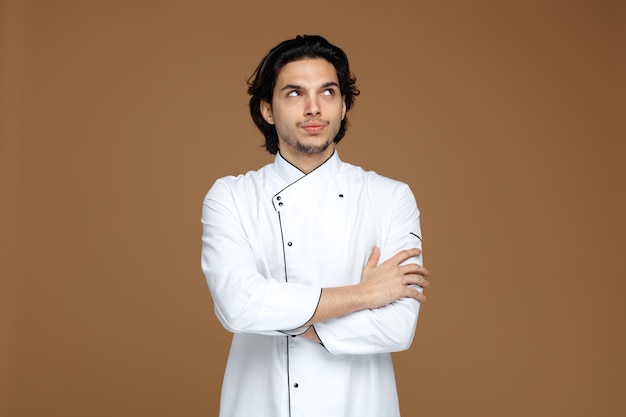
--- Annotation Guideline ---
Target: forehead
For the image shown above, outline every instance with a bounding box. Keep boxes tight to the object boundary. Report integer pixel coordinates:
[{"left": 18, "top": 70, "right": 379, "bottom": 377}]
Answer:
[{"left": 275, "top": 58, "right": 339, "bottom": 88}]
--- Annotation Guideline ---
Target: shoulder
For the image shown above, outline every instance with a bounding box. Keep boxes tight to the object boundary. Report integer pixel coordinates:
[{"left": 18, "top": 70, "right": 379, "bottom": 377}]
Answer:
[
  {"left": 339, "top": 161, "right": 411, "bottom": 195},
  {"left": 204, "top": 163, "right": 275, "bottom": 203},
  {"left": 337, "top": 161, "right": 419, "bottom": 219}
]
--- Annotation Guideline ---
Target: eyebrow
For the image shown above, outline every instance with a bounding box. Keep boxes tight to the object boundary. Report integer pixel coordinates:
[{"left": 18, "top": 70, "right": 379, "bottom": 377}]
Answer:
[{"left": 279, "top": 81, "right": 340, "bottom": 92}]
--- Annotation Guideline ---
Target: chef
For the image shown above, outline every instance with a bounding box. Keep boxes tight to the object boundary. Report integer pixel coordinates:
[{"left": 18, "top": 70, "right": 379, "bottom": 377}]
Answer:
[{"left": 201, "top": 35, "right": 430, "bottom": 417}]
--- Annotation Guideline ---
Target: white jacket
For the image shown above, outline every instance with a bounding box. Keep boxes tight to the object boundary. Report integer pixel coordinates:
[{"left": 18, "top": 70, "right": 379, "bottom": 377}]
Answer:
[{"left": 201, "top": 151, "right": 423, "bottom": 417}]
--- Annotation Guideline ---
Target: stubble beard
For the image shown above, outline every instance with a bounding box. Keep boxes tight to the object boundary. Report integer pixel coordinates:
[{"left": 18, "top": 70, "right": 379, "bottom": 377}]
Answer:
[
  {"left": 276, "top": 118, "right": 341, "bottom": 156},
  {"left": 294, "top": 136, "right": 335, "bottom": 154},
  {"left": 283, "top": 121, "right": 339, "bottom": 155}
]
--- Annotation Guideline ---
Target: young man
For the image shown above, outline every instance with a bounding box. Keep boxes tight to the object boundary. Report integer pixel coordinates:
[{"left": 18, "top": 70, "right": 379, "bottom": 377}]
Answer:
[{"left": 201, "top": 35, "right": 430, "bottom": 417}]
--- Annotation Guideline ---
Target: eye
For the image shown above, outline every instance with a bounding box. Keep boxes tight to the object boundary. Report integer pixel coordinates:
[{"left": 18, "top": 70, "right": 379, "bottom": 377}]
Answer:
[
  {"left": 322, "top": 89, "right": 335, "bottom": 96},
  {"left": 287, "top": 90, "right": 300, "bottom": 97}
]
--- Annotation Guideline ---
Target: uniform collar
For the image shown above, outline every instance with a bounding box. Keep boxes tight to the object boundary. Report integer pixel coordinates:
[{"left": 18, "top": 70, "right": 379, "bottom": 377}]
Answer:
[
  {"left": 274, "top": 150, "right": 342, "bottom": 186},
  {"left": 271, "top": 151, "right": 342, "bottom": 209}
]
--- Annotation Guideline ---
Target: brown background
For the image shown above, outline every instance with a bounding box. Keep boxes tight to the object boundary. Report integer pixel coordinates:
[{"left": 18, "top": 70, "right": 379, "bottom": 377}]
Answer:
[{"left": 1, "top": 0, "right": 624, "bottom": 416}]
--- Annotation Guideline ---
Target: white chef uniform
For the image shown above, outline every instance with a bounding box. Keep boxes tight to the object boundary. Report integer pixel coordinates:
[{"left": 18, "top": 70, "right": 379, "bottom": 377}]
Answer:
[{"left": 201, "top": 150, "right": 423, "bottom": 417}]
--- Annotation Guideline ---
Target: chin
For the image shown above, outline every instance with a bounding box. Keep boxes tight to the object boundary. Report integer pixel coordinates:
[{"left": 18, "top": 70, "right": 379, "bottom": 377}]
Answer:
[{"left": 296, "top": 140, "right": 333, "bottom": 155}]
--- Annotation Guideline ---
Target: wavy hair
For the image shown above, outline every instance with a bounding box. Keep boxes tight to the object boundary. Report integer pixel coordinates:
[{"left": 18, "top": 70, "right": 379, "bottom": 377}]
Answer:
[{"left": 247, "top": 35, "right": 360, "bottom": 154}]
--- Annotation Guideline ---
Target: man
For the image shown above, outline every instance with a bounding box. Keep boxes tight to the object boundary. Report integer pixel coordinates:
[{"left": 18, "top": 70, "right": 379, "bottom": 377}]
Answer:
[{"left": 201, "top": 35, "right": 430, "bottom": 417}]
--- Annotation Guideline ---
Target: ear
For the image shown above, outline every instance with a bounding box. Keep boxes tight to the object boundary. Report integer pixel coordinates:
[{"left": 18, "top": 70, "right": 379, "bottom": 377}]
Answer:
[
  {"left": 341, "top": 96, "right": 347, "bottom": 120},
  {"left": 260, "top": 100, "right": 274, "bottom": 125}
]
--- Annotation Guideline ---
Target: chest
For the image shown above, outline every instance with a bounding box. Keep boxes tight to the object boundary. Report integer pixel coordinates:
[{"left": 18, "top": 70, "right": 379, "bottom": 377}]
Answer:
[{"left": 240, "top": 182, "right": 388, "bottom": 287}]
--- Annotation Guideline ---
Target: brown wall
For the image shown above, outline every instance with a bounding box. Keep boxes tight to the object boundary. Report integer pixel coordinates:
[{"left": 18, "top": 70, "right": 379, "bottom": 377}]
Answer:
[{"left": 2, "top": 1, "right": 624, "bottom": 416}]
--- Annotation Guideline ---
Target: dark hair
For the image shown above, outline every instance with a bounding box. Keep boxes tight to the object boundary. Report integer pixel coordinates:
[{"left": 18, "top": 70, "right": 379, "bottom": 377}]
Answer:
[{"left": 247, "top": 35, "right": 360, "bottom": 154}]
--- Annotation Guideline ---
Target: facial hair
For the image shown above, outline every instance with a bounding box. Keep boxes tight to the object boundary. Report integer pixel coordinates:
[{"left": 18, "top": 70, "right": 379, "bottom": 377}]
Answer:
[
  {"left": 278, "top": 118, "right": 338, "bottom": 155},
  {"left": 293, "top": 136, "right": 334, "bottom": 154}
]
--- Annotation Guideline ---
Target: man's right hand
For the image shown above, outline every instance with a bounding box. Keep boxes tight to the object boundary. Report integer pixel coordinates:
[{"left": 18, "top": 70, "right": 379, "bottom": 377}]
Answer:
[
  {"left": 302, "top": 247, "right": 430, "bottom": 327},
  {"left": 359, "top": 247, "right": 429, "bottom": 309}
]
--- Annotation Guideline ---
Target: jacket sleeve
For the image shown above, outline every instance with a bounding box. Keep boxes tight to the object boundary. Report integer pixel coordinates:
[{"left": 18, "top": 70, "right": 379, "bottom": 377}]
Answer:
[
  {"left": 313, "top": 184, "right": 424, "bottom": 354},
  {"left": 201, "top": 179, "right": 322, "bottom": 335}
]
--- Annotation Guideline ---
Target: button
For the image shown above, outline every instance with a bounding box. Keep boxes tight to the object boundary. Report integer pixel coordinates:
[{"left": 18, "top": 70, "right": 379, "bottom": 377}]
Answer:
[
  {"left": 278, "top": 202, "right": 283, "bottom": 206},
  {"left": 287, "top": 242, "right": 293, "bottom": 246},
  {"left": 339, "top": 194, "right": 344, "bottom": 198},
  {"left": 276, "top": 196, "right": 281, "bottom": 200},
  {"left": 293, "top": 383, "right": 299, "bottom": 388}
]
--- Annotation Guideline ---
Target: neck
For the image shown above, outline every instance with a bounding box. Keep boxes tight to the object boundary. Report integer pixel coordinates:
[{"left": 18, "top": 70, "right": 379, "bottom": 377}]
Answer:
[
  {"left": 280, "top": 148, "right": 335, "bottom": 174},
  {"left": 280, "top": 149, "right": 335, "bottom": 174}
]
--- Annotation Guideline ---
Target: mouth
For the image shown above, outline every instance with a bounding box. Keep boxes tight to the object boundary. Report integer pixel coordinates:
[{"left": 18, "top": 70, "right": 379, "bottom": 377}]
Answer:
[{"left": 300, "top": 121, "right": 327, "bottom": 133}]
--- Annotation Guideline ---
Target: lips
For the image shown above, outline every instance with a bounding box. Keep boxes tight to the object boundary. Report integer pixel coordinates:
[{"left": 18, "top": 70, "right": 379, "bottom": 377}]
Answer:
[{"left": 301, "top": 121, "right": 326, "bottom": 133}]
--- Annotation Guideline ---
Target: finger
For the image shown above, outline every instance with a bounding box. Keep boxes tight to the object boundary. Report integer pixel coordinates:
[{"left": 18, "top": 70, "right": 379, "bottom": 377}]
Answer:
[
  {"left": 404, "top": 273, "right": 430, "bottom": 288},
  {"left": 400, "top": 263, "right": 429, "bottom": 277},
  {"left": 402, "top": 285, "right": 427, "bottom": 303},
  {"left": 414, "top": 290, "right": 427, "bottom": 303},
  {"left": 365, "top": 246, "right": 381, "bottom": 269},
  {"left": 389, "top": 248, "right": 421, "bottom": 265}
]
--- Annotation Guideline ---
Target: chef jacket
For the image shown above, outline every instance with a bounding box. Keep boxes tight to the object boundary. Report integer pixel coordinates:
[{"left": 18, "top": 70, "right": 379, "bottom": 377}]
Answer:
[{"left": 201, "top": 150, "right": 423, "bottom": 417}]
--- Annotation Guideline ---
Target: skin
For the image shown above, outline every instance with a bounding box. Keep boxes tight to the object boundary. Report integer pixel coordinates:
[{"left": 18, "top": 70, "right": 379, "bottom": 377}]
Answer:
[
  {"left": 260, "top": 58, "right": 346, "bottom": 174},
  {"left": 260, "top": 58, "right": 430, "bottom": 342}
]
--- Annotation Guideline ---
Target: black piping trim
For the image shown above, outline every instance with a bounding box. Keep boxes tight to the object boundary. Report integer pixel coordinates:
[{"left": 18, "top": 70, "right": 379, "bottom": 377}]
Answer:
[
  {"left": 277, "top": 211, "right": 288, "bottom": 283},
  {"left": 278, "top": 210, "right": 292, "bottom": 417},
  {"left": 280, "top": 149, "right": 335, "bottom": 175},
  {"left": 272, "top": 150, "right": 337, "bottom": 203},
  {"left": 312, "top": 325, "right": 325, "bottom": 347},
  {"left": 286, "top": 336, "right": 291, "bottom": 417},
  {"left": 273, "top": 155, "right": 335, "bottom": 417},
  {"left": 409, "top": 232, "right": 422, "bottom": 242}
]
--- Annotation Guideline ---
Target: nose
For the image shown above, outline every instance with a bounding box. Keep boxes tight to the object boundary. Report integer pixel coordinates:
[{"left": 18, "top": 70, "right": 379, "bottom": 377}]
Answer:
[{"left": 304, "top": 94, "right": 321, "bottom": 117}]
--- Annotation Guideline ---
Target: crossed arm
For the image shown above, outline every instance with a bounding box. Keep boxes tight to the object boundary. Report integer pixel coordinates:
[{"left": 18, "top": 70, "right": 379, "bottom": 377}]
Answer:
[
  {"left": 202, "top": 179, "right": 430, "bottom": 352},
  {"left": 299, "top": 246, "right": 430, "bottom": 343}
]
